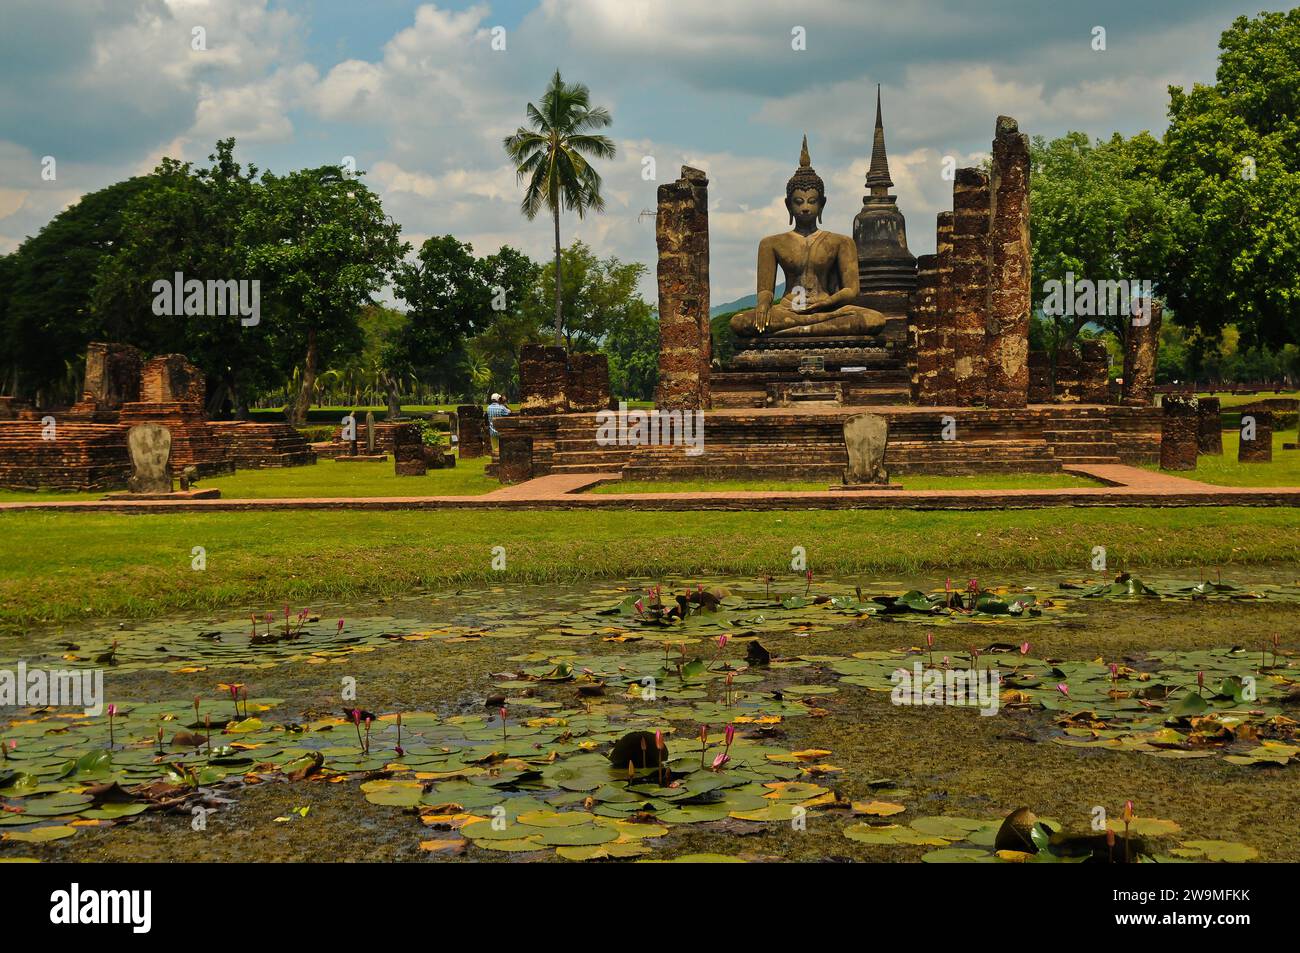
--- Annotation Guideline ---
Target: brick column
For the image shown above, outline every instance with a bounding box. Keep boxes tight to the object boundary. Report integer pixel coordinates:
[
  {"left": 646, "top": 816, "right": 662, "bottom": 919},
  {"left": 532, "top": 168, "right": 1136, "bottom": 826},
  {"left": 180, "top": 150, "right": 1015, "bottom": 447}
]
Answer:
[
  {"left": 655, "top": 166, "right": 711, "bottom": 410},
  {"left": 1160, "top": 395, "right": 1199, "bottom": 471},
  {"left": 1121, "top": 299, "right": 1162, "bottom": 406},
  {"left": 909, "top": 254, "right": 940, "bottom": 403},
  {"left": 456, "top": 405, "right": 487, "bottom": 459},
  {"left": 1238, "top": 410, "right": 1273, "bottom": 463},
  {"left": 933, "top": 211, "right": 956, "bottom": 404},
  {"left": 1196, "top": 397, "right": 1222, "bottom": 455},
  {"left": 951, "top": 168, "right": 990, "bottom": 405},
  {"left": 984, "top": 117, "right": 1031, "bottom": 408}
]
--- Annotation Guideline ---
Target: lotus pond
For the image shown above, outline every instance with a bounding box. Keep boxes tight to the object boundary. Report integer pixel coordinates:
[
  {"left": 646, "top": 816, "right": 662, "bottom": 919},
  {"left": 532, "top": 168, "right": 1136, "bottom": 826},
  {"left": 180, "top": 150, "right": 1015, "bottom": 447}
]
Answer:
[{"left": 2, "top": 569, "right": 1297, "bottom": 864}]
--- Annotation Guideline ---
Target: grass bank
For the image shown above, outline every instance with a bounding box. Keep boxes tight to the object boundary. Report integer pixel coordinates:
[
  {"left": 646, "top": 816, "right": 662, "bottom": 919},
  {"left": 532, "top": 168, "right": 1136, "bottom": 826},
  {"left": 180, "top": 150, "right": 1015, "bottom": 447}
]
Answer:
[{"left": 2, "top": 506, "right": 1297, "bottom": 631}]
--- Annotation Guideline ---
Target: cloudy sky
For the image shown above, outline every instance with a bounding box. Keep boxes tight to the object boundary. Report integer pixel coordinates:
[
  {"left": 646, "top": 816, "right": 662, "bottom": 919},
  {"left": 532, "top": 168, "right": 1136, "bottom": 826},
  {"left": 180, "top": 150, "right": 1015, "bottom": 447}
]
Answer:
[{"left": 0, "top": 0, "right": 1265, "bottom": 304}]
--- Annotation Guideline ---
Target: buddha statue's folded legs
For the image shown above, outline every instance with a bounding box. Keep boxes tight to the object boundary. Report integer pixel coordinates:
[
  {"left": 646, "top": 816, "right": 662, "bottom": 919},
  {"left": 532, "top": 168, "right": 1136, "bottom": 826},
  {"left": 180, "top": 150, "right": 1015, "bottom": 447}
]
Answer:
[{"left": 730, "top": 302, "right": 887, "bottom": 337}]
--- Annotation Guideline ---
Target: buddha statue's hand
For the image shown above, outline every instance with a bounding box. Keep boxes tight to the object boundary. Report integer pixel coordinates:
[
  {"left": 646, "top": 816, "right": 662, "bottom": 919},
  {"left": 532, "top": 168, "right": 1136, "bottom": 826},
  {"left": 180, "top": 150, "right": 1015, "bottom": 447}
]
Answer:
[{"left": 755, "top": 303, "right": 771, "bottom": 334}]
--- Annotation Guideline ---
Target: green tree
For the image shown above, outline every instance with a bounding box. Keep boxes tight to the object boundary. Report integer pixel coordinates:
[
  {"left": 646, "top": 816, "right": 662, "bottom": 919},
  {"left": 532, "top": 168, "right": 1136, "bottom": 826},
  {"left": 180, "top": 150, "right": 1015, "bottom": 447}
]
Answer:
[
  {"left": 388, "top": 236, "right": 494, "bottom": 415},
  {"left": 1, "top": 176, "right": 158, "bottom": 402},
  {"left": 244, "top": 165, "right": 406, "bottom": 425},
  {"left": 91, "top": 140, "right": 268, "bottom": 415},
  {"left": 1161, "top": 9, "right": 1300, "bottom": 349},
  {"left": 533, "top": 239, "right": 647, "bottom": 351},
  {"left": 503, "top": 70, "right": 616, "bottom": 346},
  {"left": 467, "top": 245, "right": 543, "bottom": 401},
  {"left": 1029, "top": 130, "right": 1179, "bottom": 358}
]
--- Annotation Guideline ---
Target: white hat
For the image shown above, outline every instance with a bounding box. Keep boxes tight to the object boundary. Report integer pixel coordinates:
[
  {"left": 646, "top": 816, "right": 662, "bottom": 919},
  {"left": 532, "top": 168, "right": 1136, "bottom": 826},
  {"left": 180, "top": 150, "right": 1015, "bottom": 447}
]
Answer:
[{"left": 490, "top": 393, "right": 502, "bottom": 402}]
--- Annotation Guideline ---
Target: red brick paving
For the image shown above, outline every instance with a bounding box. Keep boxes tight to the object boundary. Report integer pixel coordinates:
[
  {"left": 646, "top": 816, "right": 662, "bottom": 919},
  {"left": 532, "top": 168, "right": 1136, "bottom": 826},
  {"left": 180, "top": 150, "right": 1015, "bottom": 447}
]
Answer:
[{"left": 0, "top": 465, "right": 1297, "bottom": 513}]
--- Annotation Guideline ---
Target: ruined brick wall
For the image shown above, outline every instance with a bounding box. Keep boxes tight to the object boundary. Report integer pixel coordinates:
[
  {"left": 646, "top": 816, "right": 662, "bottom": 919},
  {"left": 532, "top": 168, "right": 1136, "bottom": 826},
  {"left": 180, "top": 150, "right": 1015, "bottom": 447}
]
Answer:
[
  {"left": 139, "top": 355, "right": 206, "bottom": 406},
  {"left": 655, "top": 167, "right": 711, "bottom": 410},
  {"left": 933, "top": 211, "right": 956, "bottom": 404},
  {"left": 909, "top": 254, "right": 940, "bottom": 403},
  {"left": 1054, "top": 346, "right": 1082, "bottom": 403},
  {"left": 1160, "top": 395, "right": 1199, "bottom": 471},
  {"left": 1238, "top": 410, "right": 1273, "bottom": 463},
  {"left": 1078, "top": 340, "right": 1110, "bottom": 404},
  {"left": 1121, "top": 300, "right": 1162, "bottom": 406},
  {"left": 567, "top": 352, "right": 611, "bottom": 413},
  {"left": 1197, "top": 397, "right": 1223, "bottom": 455},
  {"left": 950, "top": 169, "right": 990, "bottom": 406},
  {"left": 519, "top": 344, "right": 569, "bottom": 415},
  {"left": 984, "top": 118, "right": 1031, "bottom": 408},
  {"left": 457, "top": 405, "right": 487, "bottom": 459}
]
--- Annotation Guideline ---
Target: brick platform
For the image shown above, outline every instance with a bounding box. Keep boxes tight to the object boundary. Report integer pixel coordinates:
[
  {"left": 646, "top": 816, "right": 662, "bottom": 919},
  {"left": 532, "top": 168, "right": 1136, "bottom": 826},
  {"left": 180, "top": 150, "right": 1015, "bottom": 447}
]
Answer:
[{"left": 208, "top": 422, "right": 317, "bottom": 469}]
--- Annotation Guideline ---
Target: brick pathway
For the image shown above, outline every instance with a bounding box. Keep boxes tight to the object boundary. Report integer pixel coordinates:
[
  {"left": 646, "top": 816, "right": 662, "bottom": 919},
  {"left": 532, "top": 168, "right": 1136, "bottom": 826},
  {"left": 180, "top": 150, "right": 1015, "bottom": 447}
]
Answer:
[{"left": 1, "top": 465, "right": 1297, "bottom": 513}]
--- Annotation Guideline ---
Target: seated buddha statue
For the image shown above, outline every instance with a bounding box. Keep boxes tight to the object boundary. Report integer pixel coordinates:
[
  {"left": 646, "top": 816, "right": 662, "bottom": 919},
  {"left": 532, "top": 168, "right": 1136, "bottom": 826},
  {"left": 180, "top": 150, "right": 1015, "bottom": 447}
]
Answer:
[{"left": 731, "top": 136, "right": 887, "bottom": 338}]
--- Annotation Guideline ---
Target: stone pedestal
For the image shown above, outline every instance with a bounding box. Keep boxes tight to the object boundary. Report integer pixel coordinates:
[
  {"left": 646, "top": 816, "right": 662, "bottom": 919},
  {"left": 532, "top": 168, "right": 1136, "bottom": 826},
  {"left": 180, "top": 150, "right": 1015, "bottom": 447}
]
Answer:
[
  {"left": 984, "top": 117, "right": 1031, "bottom": 408},
  {"left": 1238, "top": 410, "right": 1273, "bottom": 463},
  {"left": 499, "top": 434, "right": 534, "bottom": 483},
  {"left": 519, "top": 345, "right": 569, "bottom": 415},
  {"left": 1122, "top": 300, "right": 1162, "bottom": 406},
  {"left": 841, "top": 413, "right": 890, "bottom": 485},
  {"left": 951, "top": 169, "right": 990, "bottom": 405},
  {"left": 1197, "top": 397, "right": 1223, "bottom": 455},
  {"left": 457, "top": 405, "right": 487, "bottom": 459},
  {"left": 1160, "top": 395, "right": 1199, "bottom": 471},
  {"left": 125, "top": 424, "right": 173, "bottom": 493},
  {"left": 655, "top": 166, "right": 711, "bottom": 410},
  {"left": 391, "top": 423, "right": 427, "bottom": 476},
  {"left": 567, "top": 352, "right": 611, "bottom": 412}
]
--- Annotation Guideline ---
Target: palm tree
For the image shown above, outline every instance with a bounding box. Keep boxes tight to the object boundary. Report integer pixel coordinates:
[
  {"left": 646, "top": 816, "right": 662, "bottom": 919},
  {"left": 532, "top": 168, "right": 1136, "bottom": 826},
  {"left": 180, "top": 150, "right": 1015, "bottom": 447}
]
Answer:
[{"left": 504, "top": 70, "right": 616, "bottom": 346}]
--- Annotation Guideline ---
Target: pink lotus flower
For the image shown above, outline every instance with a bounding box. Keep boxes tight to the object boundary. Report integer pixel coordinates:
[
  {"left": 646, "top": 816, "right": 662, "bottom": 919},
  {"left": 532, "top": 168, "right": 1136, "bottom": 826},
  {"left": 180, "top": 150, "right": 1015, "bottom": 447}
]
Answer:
[
  {"left": 711, "top": 752, "right": 730, "bottom": 770},
  {"left": 927, "top": 633, "right": 934, "bottom": 648},
  {"left": 634, "top": 599, "right": 644, "bottom": 614},
  {"left": 724, "top": 724, "right": 735, "bottom": 747},
  {"left": 107, "top": 703, "right": 116, "bottom": 717},
  {"left": 1109, "top": 662, "right": 1119, "bottom": 680},
  {"left": 499, "top": 706, "right": 508, "bottom": 722},
  {"left": 717, "top": 634, "right": 729, "bottom": 649},
  {"left": 351, "top": 708, "right": 361, "bottom": 724},
  {"left": 655, "top": 729, "right": 663, "bottom": 750},
  {"left": 1019, "top": 641, "right": 1030, "bottom": 655},
  {"left": 1056, "top": 683, "right": 1069, "bottom": 697},
  {"left": 337, "top": 618, "right": 345, "bottom": 632}
]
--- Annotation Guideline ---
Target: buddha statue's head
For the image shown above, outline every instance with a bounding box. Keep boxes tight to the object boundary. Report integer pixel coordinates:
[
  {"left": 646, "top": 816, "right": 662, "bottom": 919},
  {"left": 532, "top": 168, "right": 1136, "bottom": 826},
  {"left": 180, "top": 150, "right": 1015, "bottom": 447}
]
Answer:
[{"left": 785, "top": 134, "right": 826, "bottom": 226}]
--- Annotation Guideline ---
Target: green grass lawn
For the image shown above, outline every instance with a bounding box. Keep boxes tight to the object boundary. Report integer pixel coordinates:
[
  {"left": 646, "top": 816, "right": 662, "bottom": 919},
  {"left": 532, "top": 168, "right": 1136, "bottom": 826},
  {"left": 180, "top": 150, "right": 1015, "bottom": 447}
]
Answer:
[
  {"left": 1142, "top": 431, "right": 1300, "bottom": 487},
  {"left": 591, "top": 472, "right": 1102, "bottom": 494},
  {"left": 1200, "top": 390, "right": 1299, "bottom": 408},
  {"left": 0, "top": 456, "right": 498, "bottom": 502},
  {"left": 2, "top": 505, "right": 1297, "bottom": 630}
]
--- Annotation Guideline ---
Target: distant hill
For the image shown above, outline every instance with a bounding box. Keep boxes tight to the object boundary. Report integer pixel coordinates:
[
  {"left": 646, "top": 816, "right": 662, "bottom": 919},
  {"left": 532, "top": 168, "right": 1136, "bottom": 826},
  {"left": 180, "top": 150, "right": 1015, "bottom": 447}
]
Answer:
[{"left": 710, "top": 283, "right": 784, "bottom": 318}]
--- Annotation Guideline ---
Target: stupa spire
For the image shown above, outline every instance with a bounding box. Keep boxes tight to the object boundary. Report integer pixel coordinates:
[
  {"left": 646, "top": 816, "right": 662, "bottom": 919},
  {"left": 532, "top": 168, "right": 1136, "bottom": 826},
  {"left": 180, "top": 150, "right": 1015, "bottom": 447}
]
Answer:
[{"left": 866, "top": 85, "right": 893, "bottom": 194}]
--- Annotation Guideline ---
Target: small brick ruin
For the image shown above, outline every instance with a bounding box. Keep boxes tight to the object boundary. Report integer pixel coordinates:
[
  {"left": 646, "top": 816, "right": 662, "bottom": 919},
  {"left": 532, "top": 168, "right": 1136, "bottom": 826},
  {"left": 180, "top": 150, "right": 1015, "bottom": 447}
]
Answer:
[
  {"left": 1238, "top": 410, "right": 1273, "bottom": 464},
  {"left": 1122, "top": 300, "right": 1162, "bottom": 406},
  {"left": 1160, "top": 395, "right": 1199, "bottom": 471},
  {"left": 1197, "top": 397, "right": 1223, "bottom": 455},
  {"left": 654, "top": 166, "right": 711, "bottom": 410},
  {"left": 0, "top": 342, "right": 317, "bottom": 491},
  {"left": 456, "top": 405, "right": 488, "bottom": 459},
  {"left": 908, "top": 253, "right": 940, "bottom": 402},
  {"left": 391, "top": 422, "right": 427, "bottom": 476}
]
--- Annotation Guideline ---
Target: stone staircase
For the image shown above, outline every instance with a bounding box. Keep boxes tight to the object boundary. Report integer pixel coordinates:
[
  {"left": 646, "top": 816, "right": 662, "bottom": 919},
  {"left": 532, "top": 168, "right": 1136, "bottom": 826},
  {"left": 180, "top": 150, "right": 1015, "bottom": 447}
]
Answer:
[
  {"left": 1043, "top": 417, "right": 1121, "bottom": 465},
  {"left": 549, "top": 414, "right": 633, "bottom": 475},
  {"left": 209, "top": 422, "right": 318, "bottom": 469}
]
